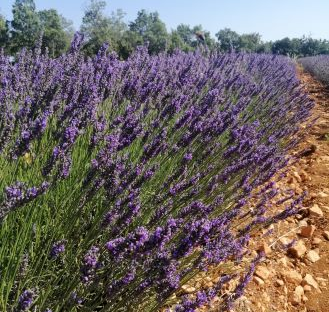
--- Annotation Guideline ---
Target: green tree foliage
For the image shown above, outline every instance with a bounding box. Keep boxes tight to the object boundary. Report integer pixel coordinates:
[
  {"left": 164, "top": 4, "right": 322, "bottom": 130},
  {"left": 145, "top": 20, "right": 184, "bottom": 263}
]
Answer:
[
  {"left": 10, "top": 0, "right": 41, "bottom": 53},
  {"left": 299, "top": 36, "right": 329, "bottom": 56},
  {"left": 80, "top": 0, "right": 110, "bottom": 55},
  {"left": 191, "top": 25, "right": 216, "bottom": 49},
  {"left": 81, "top": 0, "right": 127, "bottom": 56},
  {"left": 38, "top": 9, "right": 71, "bottom": 57},
  {"left": 271, "top": 36, "right": 329, "bottom": 57},
  {"left": 271, "top": 37, "right": 297, "bottom": 56},
  {"left": 168, "top": 24, "right": 216, "bottom": 53},
  {"left": 129, "top": 10, "right": 168, "bottom": 54},
  {"left": 108, "top": 9, "right": 129, "bottom": 57},
  {"left": 168, "top": 30, "right": 190, "bottom": 53},
  {"left": 176, "top": 24, "right": 194, "bottom": 45},
  {"left": 215, "top": 28, "right": 263, "bottom": 53},
  {"left": 0, "top": 14, "right": 8, "bottom": 48},
  {"left": 215, "top": 28, "right": 241, "bottom": 52},
  {"left": 168, "top": 24, "right": 197, "bottom": 52},
  {"left": 60, "top": 15, "right": 75, "bottom": 39},
  {"left": 239, "top": 33, "right": 262, "bottom": 52},
  {"left": 256, "top": 41, "right": 272, "bottom": 53}
]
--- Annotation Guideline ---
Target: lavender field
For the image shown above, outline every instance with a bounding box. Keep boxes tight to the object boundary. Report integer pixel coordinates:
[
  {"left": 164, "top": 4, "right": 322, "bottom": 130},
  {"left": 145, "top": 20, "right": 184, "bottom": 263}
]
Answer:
[
  {"left": 299, "top": 55, "right": 329, "bottom": 86},
  {"left": 0, "top": 34, "right": 314, "bottom": 311}
]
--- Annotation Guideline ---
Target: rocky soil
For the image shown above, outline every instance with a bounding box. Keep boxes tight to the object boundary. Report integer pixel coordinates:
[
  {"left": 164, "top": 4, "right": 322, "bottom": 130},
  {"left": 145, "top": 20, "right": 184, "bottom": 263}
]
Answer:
[{"left": 238, "top": 68, "right": 329, "bottom": 312}]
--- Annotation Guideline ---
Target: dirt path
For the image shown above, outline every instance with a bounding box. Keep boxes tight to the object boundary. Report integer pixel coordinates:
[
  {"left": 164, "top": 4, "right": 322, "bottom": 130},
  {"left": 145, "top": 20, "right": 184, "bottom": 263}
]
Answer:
[{"left": 240, "top": 69, "right": 329, "bottom": 312}]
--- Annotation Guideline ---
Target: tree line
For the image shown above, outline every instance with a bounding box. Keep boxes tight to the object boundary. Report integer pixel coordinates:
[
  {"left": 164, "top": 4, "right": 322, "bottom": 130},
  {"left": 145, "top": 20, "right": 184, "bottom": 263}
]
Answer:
[{"left": 1, "top": 0, "right": 329, "bottom": 58}]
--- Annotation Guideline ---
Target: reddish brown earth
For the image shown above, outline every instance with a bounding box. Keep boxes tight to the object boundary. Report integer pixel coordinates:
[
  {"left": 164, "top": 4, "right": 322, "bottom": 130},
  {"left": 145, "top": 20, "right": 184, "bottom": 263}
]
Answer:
[{"left": 238, "top": 69, "right": 329, "bottom": 312}]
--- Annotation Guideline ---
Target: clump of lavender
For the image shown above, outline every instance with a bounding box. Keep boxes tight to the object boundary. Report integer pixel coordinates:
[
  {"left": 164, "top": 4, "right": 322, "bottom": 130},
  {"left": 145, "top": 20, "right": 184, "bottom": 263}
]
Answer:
[
  {"left": 299, "top": 55, "right": 329, "bottom": 86},
  {"left": 17, "top": 289, "right": 35, "bottom": 311},
  {"left": 50, "top": 240, "right": 66, "bottom": 259},
  {"left": 80, "top": 246, "right": 101, "bottom": 284},
  {"left": 1, "top": 181, "right": 49, "bottom": 221},
  {"left": 0, "top": 35, "right": 314, "bottom": 312}
]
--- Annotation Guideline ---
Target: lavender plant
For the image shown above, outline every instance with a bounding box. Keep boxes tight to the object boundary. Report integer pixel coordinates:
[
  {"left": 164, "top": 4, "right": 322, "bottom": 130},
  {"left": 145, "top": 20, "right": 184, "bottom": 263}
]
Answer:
[
  {"left": 0, "top": 34, "right": 313, "bottom": 311},
  {"left": 299, "top": 55, "right": 329, "bottom": 86}
]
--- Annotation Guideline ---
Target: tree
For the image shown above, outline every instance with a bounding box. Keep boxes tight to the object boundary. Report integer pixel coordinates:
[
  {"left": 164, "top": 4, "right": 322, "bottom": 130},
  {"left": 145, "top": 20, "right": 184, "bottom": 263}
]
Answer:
[
  {"left": 81, "top": 0, "right": 128, "bottom": 56},
  {"left": 176, "top": 24, "right": 194, "bottom": 47},
  {"left": 215, "top": 28, "right": 241, "bottom": 52},
  {"left": 239, "top": 33, "right": 262, "bottom": 52},
  {"left": 129, "top": 10, "right": 168, "bottom": 54},
  {"left": 107, "top": 9, "right": 129, "bottom": 54},
  {"left": 191, "top": 25, "right": 216, "bottom": 49},
  {"left": 168, "top": 30, "right": 191, "bottom": 53},
  {"left": 317, "top": 39, "right": 329, "bottom": 55},
  {"left": 256, "top": 41, "right": 272, "bottom": 53},
  {"left": 271, "top": 37, "right": 302, "bottom": 56},
  {"left": 168, "top": 24, "right": 215, "bottom": 53},
  {"left": 10, "top": 0, "right": 41, "bottom": 53},
  {"left": 60, "top": 15, "right": 75, "bottom": 44},
  {"left": 38, "top": 9, "right": 70, "bottom": 57},
  {"left": 299, "top": 36, "right": 329, "bottom": 56},
  {"left": 0, "top": 14, "right": 8, "bottom": 48},
  {"left": 167, "top": 24, "right": 194, "bottom": 52},
  {"left": 80, "top": 0, "right": 111, "bottom": 55},
  {"left": 117, "top": 30, "right": 141, "bottom": 59}
]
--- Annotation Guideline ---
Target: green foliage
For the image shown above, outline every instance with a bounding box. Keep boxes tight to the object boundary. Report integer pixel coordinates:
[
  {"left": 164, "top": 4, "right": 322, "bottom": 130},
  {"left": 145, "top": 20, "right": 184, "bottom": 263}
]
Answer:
[
  {"left": 191, "top": 25, "right": 216, "bottom": 49},
  {"left": 215, "top": 28, "right": 241, "bottom": 52},
  {"left": 129, "top": 10, "right": 168, "bottom": 54},
  {"left": 168, "top": 30, "right": 191, "bottom": 53},
  {"left": 239, "top": 33, "right": 262, "bottom": 52},
  {"left": 117, "top": 30, "right": 142, "bottom": 59},
  {"left": 271, "top": 36, "right": 329, "bottom": 57},
  {"left": 0, "top": 14, "right": 8, "bottom": 48},
  {"left": 255, "top": 41, "right": 272, "bottom": 53},
  {"left": 271, "top": 37, "right": 299, "bottom": 56},
  {"left": 8, "top": 0, "right": 74, "bottom": 56},
  {"left": 176, "top": 24, "right": 194, "bottom": 46},
  {"left": 80, "top": 0, "right": 128, "bottom": 56},
  {"left": 80, "top": 0, "right": 110, "bottom": 55},
  {"left": 60, "top": 15, "right": 75, "bottom": 39},
  {"left": 10, "top": 0, "right": 42, "bottom": 53},
  {"left": 168, "top": 24, "right": 216, "bottom": 53},
  {"left": 299, "top": 36, "right": 329, "bottom": 56},
  {"left": 215, "top": 28, "right": 262, "bottom": 53},
  {"left": 38, "top": 9, "right": 71, "bottom": 57}
]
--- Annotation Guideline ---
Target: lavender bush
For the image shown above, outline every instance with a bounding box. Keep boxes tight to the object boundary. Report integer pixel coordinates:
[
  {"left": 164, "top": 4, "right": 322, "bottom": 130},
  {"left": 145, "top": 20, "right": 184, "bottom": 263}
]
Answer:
[
  {"left": 0, "top": 34, "right": 313, "bottom": 311},
  {"left": 299, "top": 55, "right": 329, "bottom": 86}
]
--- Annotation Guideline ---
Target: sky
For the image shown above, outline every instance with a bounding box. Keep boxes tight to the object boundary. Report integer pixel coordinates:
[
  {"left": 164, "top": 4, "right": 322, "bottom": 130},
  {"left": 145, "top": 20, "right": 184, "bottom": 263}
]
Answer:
[{"left": 0, "top": 0, "right": 328, "bottom": 41}]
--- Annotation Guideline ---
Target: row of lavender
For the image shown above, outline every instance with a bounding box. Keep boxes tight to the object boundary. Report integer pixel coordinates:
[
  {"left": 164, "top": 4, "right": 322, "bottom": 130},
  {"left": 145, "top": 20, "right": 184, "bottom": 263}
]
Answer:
[
  {"left": 299, "top": 55, "right": 329, "bottom": 86},
  {"left": 0, "top": 34, "right": 313, "bottom": 311}
]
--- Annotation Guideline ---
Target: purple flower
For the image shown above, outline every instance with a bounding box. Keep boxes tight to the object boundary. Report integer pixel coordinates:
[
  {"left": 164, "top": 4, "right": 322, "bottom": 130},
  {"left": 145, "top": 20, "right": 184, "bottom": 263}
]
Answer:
[
  {"left": 80, "top": 246, "right": 100, "bottom": 283},
  {"left": 71, "top": 291, "right": 83, "bottom": 305},
  {"left": 17, "top": 289, "right": 35, "bottom": 311},
  {"left": 183, "top": 152, "right": 193, "bottom": 162},
  {"left": 50, "top": 240, "right": 66, "bottom": 259}
]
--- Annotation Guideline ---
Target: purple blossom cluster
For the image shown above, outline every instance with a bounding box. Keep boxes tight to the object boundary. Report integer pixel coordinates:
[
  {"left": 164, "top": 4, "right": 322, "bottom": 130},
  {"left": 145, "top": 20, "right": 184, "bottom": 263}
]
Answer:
[
  {"left": 299, "top": 55, "right": 329, "bottom": 86},
  {"left": 0, "top": 35, "right": 314, "bottom": 311},
  {"left": 50, "top": 240, "right": 66, "bottom": 259},
  {"left": 17, "top": 289, "right": 35, "bottom": 311},
  {"left": 80, "top": 246, "right": 101, "bottom": 284},
  {"left": 1, "top": 181, "right": 49, "bottom": 220}
]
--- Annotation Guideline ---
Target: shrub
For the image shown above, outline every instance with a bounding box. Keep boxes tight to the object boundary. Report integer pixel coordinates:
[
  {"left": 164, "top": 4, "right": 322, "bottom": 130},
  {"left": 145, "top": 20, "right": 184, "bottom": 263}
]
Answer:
[
  {"left": 299, "top": 55, "right": 329, "bottom": 86},
  {"left": 0, "top": 34, "right": 313, "bottom": 311}
]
